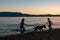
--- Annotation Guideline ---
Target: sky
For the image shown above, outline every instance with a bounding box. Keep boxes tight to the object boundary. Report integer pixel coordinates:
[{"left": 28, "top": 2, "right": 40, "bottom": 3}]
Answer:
[{"left": 0, "top": 0, "right": 60, "bottom": 15}]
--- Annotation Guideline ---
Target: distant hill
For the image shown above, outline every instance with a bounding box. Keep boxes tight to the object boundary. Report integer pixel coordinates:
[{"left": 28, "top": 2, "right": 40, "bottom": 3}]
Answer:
[
  {"left": 0, "top": 12, "right": 60, "bottom": 17},
  {"left": 0, "top": 12, "right": 31, "bottom": 17}
]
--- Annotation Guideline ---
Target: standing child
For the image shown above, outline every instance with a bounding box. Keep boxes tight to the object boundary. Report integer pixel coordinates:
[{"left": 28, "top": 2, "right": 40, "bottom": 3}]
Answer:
[
  {"left": 20, "top": 18, "right": 25, "bottom": 33},
  {"left": 46, "top": 18, "right": 53, "bottom": 30}
]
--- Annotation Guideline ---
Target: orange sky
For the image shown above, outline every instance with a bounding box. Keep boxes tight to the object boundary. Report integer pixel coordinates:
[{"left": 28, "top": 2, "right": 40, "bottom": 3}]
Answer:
[{"left": 0, "top": 0, "right": 60, "bottom": 15}]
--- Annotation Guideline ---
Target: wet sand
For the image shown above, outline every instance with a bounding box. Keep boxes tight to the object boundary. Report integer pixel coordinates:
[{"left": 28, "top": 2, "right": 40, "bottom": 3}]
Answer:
[{"left": 0, "top": 29, "right": 60, "bottom": 40}]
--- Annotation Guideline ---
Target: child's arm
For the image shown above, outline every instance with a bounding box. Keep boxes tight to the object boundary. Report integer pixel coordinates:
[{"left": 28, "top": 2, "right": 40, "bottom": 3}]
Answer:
[{"left": 46, "top": 22, "right": 48, "bottom": 24}]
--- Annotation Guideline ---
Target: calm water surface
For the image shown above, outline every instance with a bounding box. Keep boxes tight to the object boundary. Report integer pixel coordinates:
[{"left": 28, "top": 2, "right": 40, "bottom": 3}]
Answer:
[{"left": 0, "top": 17, "right": 60, "bottom": 36}]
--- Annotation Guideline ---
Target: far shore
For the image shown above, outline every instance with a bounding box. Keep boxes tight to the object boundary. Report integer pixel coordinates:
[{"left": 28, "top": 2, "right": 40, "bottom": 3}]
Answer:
[{"left": 0, "top": 15, "right": 60, "bottom": 17}]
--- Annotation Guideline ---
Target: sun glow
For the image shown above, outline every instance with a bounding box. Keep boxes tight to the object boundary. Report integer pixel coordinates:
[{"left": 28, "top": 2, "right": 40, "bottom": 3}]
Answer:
[
  {"left": 0, "top": 3, "right": 60, "bottom": 15},
  {"left": 20, "top": 8, "right": 60, "bottom": 15}
]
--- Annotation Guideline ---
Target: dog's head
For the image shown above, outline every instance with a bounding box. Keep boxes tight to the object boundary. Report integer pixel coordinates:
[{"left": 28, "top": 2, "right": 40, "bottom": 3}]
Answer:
[{"left": 43, "top": 25, "right": 46, "bottom": 28}]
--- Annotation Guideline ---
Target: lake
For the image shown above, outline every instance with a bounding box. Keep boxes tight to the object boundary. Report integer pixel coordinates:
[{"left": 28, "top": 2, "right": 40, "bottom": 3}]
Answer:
[{"left": 0, "top": 17, "right": 60, "bottom": 36}]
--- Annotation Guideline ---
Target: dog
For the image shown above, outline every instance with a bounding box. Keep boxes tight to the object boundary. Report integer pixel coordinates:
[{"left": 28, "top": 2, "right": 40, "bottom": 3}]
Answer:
[{"left": 33, "top": 25, "right": 46, "bottom": 31}]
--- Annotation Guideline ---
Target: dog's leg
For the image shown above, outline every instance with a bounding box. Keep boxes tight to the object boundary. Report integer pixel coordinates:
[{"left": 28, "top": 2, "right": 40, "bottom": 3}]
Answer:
[
  {"left": 39, "top": 29, "right": 43, "bottom": 31},
  {"left": 38, "top": 28, "right": 40, "bottom": 31},
  {"left": 41, "top": 29, "right": 43, "bottom": 31},
  {"left": 34, "top": 28, "right": 38, "bottom": 32}
]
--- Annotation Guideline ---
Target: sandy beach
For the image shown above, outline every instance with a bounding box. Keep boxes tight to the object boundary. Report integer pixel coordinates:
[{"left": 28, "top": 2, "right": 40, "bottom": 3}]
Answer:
[{"left": 0, "top": 29, "right": 60, "bottom": 40}]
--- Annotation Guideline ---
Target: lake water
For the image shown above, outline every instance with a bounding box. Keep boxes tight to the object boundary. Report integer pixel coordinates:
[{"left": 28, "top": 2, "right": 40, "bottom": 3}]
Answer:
[{"left": 0, "top": 17, "right": 60, "bottom": 36}]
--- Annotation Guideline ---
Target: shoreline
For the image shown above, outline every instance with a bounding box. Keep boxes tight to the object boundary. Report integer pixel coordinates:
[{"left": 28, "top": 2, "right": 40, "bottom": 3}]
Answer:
[{"left": 0, "top": 29, "right": 60, "bottom": 40}]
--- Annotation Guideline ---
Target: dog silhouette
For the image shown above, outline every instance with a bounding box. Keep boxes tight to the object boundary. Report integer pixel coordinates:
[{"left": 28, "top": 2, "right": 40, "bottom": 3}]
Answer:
[{"left": 33, "top": 25, "right": 46, "bottom": 31}]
